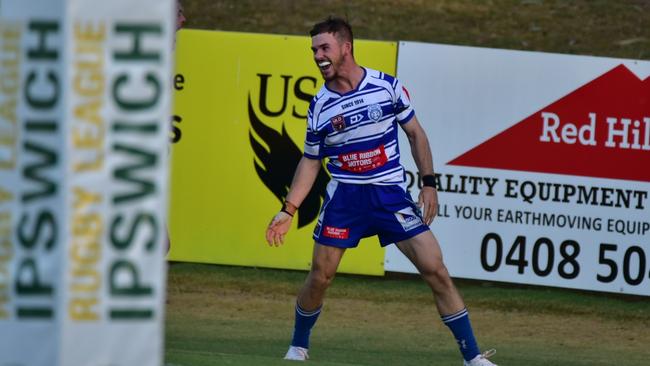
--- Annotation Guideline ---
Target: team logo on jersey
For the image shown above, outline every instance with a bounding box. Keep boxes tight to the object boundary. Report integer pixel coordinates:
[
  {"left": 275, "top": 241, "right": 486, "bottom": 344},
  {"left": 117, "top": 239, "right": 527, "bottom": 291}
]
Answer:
[
  {"left": 367, "top": 104, "right": 383, "bottom": 122},
  {"left": 331, "top": 114, "right": 346, "bottom": 131}
]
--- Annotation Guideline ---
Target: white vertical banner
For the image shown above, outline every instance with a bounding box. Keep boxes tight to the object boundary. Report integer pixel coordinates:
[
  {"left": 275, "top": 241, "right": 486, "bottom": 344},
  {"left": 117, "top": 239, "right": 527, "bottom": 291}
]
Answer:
[
  {"left": 390, "top": 42, "right": 650, "bottom": 296},
  {"left": 0, "top": 0, "right": 174, "bottom": 365},
  {"left": 1, "top": 1, "right": 66, "bottom": 364}
]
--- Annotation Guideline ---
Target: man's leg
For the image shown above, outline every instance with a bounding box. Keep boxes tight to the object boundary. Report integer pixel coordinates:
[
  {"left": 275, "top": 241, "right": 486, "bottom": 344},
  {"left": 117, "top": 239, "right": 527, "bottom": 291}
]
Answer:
[
  {"left": 286, "top": 242, "right": 345, "bottom": 360},
  {"left": 297, "top": 242, "right": 345, "bottom": 309},
  {"left": 396, "top": 231, "right": 463, "bottom": 313},
  {"left": 396, "top": 231, "right": 487, "bottom": 364}
]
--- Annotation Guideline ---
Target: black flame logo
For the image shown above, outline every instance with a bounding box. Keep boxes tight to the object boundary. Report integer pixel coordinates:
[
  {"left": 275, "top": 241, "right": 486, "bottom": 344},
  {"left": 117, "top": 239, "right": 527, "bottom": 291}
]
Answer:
[{"left": 248, "top": 95, "right": 330, "bottom": 228}]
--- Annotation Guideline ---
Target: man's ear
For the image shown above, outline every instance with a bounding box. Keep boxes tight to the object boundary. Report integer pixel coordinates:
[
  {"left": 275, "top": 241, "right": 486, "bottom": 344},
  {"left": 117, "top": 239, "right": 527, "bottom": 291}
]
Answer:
[{"left": 343, "top": 41, "right": 352, "bottom": 55}]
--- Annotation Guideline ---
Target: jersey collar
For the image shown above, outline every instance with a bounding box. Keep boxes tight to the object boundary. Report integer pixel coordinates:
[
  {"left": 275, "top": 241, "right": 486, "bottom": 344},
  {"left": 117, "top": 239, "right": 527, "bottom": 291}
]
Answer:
[{"left": 324, "top": 67, "right": 368, "bottom": 97}]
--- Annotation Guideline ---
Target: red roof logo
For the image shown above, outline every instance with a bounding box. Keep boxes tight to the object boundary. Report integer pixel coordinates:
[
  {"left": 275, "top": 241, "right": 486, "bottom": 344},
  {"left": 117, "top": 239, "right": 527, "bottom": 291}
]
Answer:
[{"left": 448, "top": 65, "right": 650, "bottom": 182}]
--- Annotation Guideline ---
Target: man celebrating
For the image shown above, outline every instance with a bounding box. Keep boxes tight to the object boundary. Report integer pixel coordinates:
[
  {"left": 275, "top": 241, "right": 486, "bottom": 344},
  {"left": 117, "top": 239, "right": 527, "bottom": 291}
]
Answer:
[{"left": 265, "top": 17, "right": 497, "bottom": 366}]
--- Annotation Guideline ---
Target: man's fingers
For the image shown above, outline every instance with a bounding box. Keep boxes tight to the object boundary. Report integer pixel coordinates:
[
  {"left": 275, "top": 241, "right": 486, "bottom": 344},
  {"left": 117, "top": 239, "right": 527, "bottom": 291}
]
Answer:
[
  {"left": 265, "top": 211, "right": 294, "bottom": 247},
  {"left": 267, "top": 229, "right": 278, "bottom": 246},
  {"left": 418, "top": 193, "right": 429, "bottom": 224},
  {"left": 418, "top": 187, "right": 439, "bottom": 225},
  {"left": 420, "top": 199, "right": 435, "bottom": 225},
  {"left": 265, "top": 228, "right": 273, "bottom": 245},
  {"left": 266, "top": 217, "right": 281, "bottom": 245}
]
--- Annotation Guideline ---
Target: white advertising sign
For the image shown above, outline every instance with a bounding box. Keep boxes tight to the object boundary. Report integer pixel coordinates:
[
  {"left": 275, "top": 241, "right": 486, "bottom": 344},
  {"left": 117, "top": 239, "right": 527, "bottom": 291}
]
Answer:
[
  {"left": 391, "top": 42, "right": 650, "bottom": 296},
  {"left": 0, "top": 0, "right": 174, "bottom": 365}
]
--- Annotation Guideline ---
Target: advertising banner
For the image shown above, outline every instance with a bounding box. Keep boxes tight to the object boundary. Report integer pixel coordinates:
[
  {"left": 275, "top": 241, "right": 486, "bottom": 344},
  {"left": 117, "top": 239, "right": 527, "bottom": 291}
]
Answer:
[
  {"left": 0, "top": 1, "right": 65, "bottom": 363},
  {"left": 390, "top": 42, "right": 650, "bottom": 296},
  {"left": 169, "top": 30, "right": 396, "bottom": 275},
  {"left": 0, "top": 0, "right": 173, "bottom": 365}
]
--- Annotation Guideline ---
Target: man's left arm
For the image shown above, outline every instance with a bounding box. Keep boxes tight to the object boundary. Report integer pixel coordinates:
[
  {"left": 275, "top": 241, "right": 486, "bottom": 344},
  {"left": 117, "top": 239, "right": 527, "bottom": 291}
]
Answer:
[{"left": 401, "top": 116, "right": 438, "bottom": 225}]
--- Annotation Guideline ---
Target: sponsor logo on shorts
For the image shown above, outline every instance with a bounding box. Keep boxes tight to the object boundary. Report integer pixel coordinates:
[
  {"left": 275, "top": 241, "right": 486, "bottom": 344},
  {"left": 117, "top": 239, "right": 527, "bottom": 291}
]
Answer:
[
  {"left": 323, "top": 226, "right": 349, "bottom": 239},
  {"left": 331, "top": 114, "right": 346, "bottom": 131},
  {"left": 395, "top": 208, "right": 423, "bottom": 231}
]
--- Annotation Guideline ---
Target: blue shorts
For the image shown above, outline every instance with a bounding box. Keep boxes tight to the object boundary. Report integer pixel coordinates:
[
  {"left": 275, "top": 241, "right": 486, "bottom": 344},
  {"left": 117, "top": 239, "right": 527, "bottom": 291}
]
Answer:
[{"left": 313, "top": 181, "right": 430, "bottom": 248}]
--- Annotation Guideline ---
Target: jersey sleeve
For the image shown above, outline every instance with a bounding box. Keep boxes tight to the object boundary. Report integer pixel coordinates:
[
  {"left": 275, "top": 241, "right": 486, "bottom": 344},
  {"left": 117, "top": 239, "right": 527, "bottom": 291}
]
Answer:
[
  {"left": 303, "top": 104, "right": 324, "bottom": 159},
  {"left": 393, "top": 79, "right": 415, "bottom": 124}
]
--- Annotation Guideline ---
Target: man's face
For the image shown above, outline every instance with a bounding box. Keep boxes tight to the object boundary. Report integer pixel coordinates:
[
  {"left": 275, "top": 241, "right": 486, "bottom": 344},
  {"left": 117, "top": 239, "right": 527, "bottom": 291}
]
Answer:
[{"left": 311, "top": 32, "right": 346, "bottom": 81}]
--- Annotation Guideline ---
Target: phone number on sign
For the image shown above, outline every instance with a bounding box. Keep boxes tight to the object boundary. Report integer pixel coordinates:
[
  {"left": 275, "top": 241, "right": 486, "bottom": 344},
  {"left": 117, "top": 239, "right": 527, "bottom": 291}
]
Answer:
[{"left": 479, "top": 233, "right": 650, "bottom": 287}]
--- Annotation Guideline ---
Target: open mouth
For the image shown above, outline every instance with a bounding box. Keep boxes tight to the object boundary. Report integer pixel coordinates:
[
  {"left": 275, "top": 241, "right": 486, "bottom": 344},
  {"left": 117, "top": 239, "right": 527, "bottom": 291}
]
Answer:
[{"left": 318, "top": 60, "right": 332, "bottom": 72}]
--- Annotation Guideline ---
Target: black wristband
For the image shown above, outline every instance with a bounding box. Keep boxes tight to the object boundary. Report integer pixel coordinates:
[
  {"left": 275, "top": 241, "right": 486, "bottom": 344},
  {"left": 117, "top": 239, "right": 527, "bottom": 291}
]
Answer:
[
  {"left": 421, "top": 174, "right": 436, "bottom": 188},
  {"left": 281, "top": 208, "right": 294, "bottom": 217}
]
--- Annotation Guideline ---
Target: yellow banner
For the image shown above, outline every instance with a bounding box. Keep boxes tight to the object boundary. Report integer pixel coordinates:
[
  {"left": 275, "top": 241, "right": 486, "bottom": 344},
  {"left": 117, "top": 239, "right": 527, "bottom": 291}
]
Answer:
[{"left": 169, "top": 30, "right": 397, "bottom": 275}]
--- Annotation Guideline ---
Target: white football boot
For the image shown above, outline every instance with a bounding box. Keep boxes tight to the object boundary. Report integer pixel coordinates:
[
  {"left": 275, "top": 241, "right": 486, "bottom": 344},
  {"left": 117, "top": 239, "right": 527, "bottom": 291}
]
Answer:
[
  {"left": 284, "top": 346, "right": 309, "bottom": 361},
  {"left": 464, "top": 349, "right": 497, "bottom": 366}
]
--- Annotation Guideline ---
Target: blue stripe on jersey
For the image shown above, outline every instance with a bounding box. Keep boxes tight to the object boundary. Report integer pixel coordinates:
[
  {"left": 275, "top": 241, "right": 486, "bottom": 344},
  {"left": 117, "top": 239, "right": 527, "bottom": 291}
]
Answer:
[
  {"left": 323, "top": 126, "right": 396, "bottom": 154},
  {"left": 305, "top": 140, "right": 320, "bottom": 147},
  {"left": 326, "top": 116, "right": 394, "bottom": 145},
  {"left": 327, "top": 101, "right": 395, "bottom": 136},
  {"left": 304, "top": 67, "right": 415, "bottom": 185},
  {"left": 329, "top": 165, "right": 404, "bottom": 182},
  {"left": 319, "top": 86, "right": 385, "bottom": 119},
  {"left": 326, "top": 139, "right": 398, "bottom": 159},
  {"left": 398, "top": 110, "right": 415, "bottom": 124}
]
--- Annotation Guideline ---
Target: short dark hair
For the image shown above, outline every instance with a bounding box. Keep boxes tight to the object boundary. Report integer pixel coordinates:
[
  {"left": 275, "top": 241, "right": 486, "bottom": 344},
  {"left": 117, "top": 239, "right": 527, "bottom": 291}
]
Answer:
[{"left": 310, "top": 16, "right": 354, "bottom": 54}]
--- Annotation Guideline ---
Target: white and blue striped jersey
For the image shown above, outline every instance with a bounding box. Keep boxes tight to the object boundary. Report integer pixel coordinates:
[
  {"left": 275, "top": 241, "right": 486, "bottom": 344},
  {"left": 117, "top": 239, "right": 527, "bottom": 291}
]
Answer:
[{"left": 303, "top": 67, "right": 415, "bottom": 185}]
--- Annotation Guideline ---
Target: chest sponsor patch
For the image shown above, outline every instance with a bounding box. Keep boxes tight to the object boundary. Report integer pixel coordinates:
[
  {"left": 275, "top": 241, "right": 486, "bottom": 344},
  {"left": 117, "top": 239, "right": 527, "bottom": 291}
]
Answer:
[
  {"left": 323, "top": 226, "right": 350, "bottom": 239},
  {"left": 338, "top": 145, "right": 388, "bottom": 173},
  {"left": 331, "top": 114, "right": 346, "bottom": 131}
]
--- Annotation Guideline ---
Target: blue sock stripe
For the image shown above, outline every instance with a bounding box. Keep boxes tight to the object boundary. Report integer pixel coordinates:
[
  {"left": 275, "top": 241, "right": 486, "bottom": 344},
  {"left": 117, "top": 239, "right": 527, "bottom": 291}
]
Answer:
[
  {"left": 441, "top": 307, "right": 467, "bottom": 320},
  {"left": 291, "top": 303, "right": 323, "bottom": 349},
  {"left": 296, "top": 303, "right": 322, "bottom": 317},
  {"left": 442, "top": 308, "right": 480, "bottom": 361},
  {"left": 441, "top": 308, "right": 468, "bottom": 323}
]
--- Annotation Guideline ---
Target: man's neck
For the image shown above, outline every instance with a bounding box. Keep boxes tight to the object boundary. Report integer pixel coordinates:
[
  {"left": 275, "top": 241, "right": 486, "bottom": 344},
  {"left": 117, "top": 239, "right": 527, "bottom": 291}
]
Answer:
[{"left": 327, "top": 63, "right": 364, "bottom": 94}]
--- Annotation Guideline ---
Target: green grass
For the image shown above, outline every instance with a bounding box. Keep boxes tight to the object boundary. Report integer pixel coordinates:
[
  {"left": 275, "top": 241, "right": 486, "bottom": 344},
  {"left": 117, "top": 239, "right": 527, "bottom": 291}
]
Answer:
[
  {"left": 167, "top": 2, "right": 650, "bottom": 364},
  {"left": 182, "top": 0, "right": 650, "bottom": 60},
  {"left": 165, "top": 263, "right": 650, "bottom": 366}
]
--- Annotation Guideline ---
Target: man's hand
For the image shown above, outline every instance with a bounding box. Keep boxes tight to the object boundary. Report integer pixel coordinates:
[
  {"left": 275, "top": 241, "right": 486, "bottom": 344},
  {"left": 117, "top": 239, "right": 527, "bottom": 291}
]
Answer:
[
  {"left": 265, "top": 211, "right": 293, "bottom": 246},
  {"left": 418, "top": 186, "right": 439, "bottom": 225}
]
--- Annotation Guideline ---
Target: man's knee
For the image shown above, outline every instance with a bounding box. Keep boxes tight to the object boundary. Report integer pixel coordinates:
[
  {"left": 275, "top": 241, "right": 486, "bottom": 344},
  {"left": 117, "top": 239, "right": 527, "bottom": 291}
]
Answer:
[
  {"left": 420, "top": 262, "right": 453, "bottom": 289},
  {"left": 308, "top": 268, "right": 336, "bottom": 291}
]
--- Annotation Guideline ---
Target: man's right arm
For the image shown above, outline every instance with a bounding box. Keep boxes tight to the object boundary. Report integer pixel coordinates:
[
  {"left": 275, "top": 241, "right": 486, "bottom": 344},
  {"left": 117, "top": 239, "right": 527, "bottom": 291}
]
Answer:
[
  {"left": 285, "top": 156, "right": 323, "bottom": 209},
  {"left": 265, "top": 156, "right": 322, "bottom": 246}
]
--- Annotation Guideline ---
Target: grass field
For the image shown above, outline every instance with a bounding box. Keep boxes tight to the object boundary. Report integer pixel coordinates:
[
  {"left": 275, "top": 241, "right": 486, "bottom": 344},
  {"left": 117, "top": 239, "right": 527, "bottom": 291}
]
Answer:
[
  {"left": 167, "top": 1, "right": 650, "bottom": 365},
  {"left": 165, "top": 263, "right": 650, "bottom": 366},
  {"left": 183, "top": 0, "right": 650, "bottom": 60}
]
